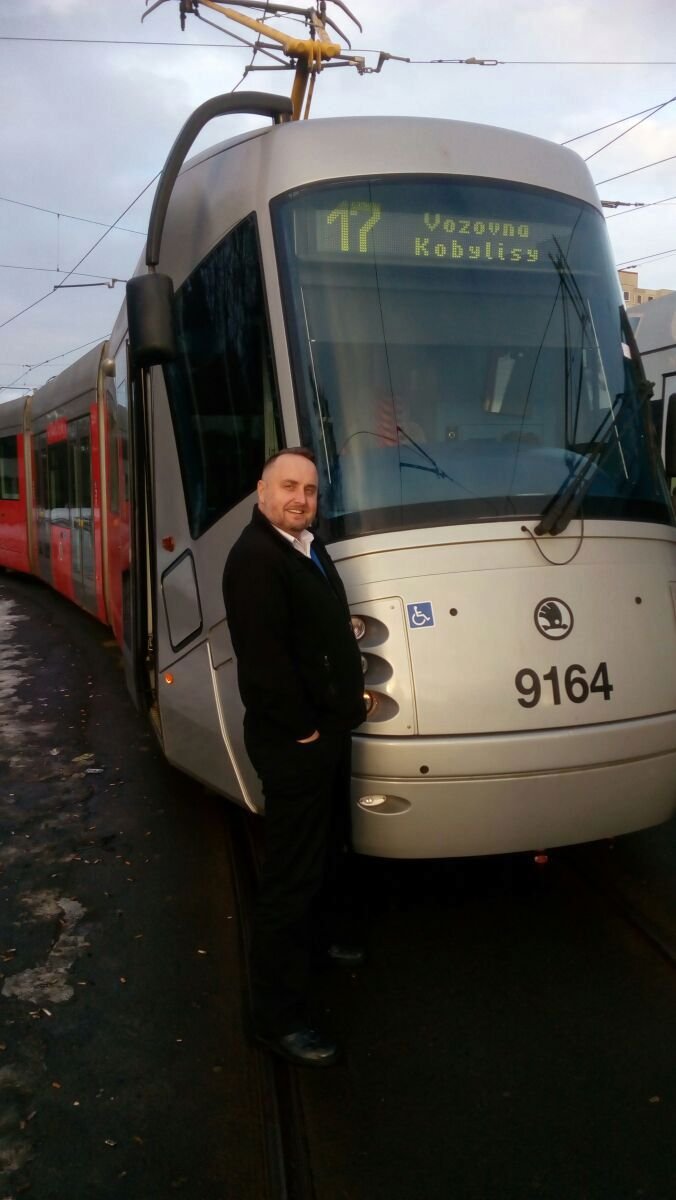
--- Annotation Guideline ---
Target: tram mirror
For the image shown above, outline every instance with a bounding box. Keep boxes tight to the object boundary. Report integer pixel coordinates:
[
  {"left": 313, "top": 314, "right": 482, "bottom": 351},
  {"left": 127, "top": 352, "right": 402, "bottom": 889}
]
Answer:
[
  {"left": 126, "top": 273, "right": 177, "bottom": 367},
  {"left": 665, "top": 393, "right": 676, "bottom": 477}
]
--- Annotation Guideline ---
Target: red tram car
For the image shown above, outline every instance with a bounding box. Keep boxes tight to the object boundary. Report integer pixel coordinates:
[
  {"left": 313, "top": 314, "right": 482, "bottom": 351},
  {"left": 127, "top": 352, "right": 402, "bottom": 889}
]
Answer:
[
  {"left": 0, "top": 342, "right": 130, "bottom": 645},
  {"left": 0, "top": 395, "right": 31, "bottom": 576}
]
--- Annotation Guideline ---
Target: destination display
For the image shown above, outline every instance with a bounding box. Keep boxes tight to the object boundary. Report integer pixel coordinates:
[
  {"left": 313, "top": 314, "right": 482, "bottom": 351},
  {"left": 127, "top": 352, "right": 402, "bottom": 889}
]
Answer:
[{"left": 296, "top": 199, "right": 552, "bottom": 266}]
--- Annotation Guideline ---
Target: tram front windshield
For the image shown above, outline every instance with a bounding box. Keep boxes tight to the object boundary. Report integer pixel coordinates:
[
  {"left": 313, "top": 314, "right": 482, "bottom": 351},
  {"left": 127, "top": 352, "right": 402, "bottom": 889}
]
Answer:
[{"left": 272, "top": 178, "right": 673, "bottom": 539}]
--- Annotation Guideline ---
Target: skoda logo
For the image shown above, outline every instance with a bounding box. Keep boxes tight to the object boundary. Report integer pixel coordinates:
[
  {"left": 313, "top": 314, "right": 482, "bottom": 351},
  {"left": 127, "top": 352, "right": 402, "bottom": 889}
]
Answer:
[{"left": 534, "top": 597, "right": 574, "bottom": 640}]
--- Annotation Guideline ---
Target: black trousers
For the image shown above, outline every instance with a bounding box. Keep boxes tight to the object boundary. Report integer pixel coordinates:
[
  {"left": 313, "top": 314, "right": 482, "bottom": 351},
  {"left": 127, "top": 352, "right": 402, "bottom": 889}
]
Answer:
[{"left": 244, "top": 721, "right": 359, "bottom": 1036}]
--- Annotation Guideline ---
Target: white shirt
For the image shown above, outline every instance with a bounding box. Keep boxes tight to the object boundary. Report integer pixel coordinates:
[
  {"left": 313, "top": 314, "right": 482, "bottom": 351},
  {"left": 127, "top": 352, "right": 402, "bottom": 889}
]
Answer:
[{"left": 272, "top": 524, "right": 315, "bottom": 559}]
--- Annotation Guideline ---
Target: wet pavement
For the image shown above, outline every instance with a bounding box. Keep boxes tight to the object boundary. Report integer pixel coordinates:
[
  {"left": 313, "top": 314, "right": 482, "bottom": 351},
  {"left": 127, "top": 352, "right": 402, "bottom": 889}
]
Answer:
[
  {"left": 0, "top": 574, "right": 268, "bottom": 1199},
  {"left": 1, "top": 568, "right": 675, "bottom": 1200}
]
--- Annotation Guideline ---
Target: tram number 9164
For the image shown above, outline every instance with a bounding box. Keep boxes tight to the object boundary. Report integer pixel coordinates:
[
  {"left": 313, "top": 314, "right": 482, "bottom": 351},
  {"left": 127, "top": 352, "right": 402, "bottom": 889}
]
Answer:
[{"left": 515, "top": 663, "right": 613, "bottom": 708}]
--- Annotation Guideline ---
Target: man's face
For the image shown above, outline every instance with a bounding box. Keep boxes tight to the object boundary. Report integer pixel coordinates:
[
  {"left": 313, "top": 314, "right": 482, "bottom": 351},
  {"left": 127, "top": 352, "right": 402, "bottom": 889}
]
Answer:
[{"left": 257, "top": 454, "right": 318, "bottom": 535}]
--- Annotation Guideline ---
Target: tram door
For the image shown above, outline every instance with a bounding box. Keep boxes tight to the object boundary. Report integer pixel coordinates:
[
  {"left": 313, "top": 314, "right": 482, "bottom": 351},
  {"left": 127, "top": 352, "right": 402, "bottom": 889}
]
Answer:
[
  {"left": 34, "top": 432, "right": 52, "bottom": 584},
  {"left": 68, "top": 416, "right": 96, "bottom": 612}
]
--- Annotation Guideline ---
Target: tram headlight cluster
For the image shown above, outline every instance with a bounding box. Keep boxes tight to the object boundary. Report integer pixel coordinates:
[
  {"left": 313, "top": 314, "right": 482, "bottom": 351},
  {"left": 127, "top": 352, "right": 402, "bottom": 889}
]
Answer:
[
  {"left": 351, "top": 615, "right": 366, "bottom": 640},
  {"left": 351, "top": 610, "right": 397, "bottom": 723}
]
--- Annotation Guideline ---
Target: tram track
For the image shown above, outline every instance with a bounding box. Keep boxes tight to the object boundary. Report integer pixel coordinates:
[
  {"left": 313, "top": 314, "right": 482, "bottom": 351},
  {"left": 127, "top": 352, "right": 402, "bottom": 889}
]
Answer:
[
  {"left": 226, "top": 808, "right": 317, "bottom": 1200},
  {"left": 563, "top": 846, "right": 676, "bottom": 972},
  {"left": 225, "top": 808, "right": 676, "bottom": 1200}
]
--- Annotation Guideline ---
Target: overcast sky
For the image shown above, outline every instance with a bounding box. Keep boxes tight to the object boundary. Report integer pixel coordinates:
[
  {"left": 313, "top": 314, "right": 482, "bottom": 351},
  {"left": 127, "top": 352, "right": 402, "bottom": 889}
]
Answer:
[{"left": 1, "top": 0, "right": 675, "bottom": 400}]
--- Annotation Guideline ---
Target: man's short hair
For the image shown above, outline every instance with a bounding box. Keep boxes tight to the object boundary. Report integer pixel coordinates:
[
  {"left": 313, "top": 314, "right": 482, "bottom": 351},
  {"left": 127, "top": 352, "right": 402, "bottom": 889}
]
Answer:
[{"left": 262, "top": 446, "right": 316, "bottom": 473}]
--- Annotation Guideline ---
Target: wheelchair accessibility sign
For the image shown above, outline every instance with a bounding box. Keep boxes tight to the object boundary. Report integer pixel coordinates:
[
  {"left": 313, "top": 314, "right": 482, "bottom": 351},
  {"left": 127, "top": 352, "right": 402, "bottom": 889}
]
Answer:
[{"left": 407, "top": 602, "right": 435, "bottom": 629}]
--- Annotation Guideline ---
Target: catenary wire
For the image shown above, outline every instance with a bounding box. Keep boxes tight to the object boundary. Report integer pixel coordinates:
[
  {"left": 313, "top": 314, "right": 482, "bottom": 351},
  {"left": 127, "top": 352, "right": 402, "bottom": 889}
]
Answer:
[
  {"left": 584, "top": 95, "right": 676, "bottom": 162},
  {"left": 0, "top": 263, "right": 124, "bottom": 282},
  {"left": 594, "top": 154, "right": 676, "bottom": 186},
  {"left": 1, "top": 12, "right": 265, "bottom": 378},
  {"left": 0, "top": 14, "right": 273, "bottom": 377},
  {"left": 0, "top": 36, "right": 247, "bottom": 47},
  {"left": 0, "top": 194, "right": 144, "bottom": 236},
  {"left": 25, "top": 334, "right": 109, "bottom": 373},
  {"left": 1, "top": 335, "right": 108, "bottom": 394},
  {"left": 0, "top": 172, "right": 160, "bottom": 336},
  {"left": 562, "top": 100, "right": 676, "bottom": 144},
  {"left": 606, "top": 193, "right": 676, "bottom": 220},
  {"left": 2, "top": 37, "right": 676, "bottom": 65},
  {"left": 617, "top": 247, "right": 676, "bottom": 268}
]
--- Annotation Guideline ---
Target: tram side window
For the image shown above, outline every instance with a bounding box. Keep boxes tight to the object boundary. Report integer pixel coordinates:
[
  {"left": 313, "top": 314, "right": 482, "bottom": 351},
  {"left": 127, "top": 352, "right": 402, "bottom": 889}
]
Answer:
[
  {"left": 164, "top": 213, "right": 282, "bottom": 539},
  {"left": 48, "top": 440, "right": 69, "bottom": 526},
  {"left": 0, "top": 435, "right": 19, "bottom": 500}
]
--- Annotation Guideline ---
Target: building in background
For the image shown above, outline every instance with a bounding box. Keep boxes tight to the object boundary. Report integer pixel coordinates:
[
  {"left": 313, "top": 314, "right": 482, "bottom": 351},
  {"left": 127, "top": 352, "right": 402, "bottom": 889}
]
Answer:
[{"left": 619, "top": 270, "right": 673, "bottom": 307}]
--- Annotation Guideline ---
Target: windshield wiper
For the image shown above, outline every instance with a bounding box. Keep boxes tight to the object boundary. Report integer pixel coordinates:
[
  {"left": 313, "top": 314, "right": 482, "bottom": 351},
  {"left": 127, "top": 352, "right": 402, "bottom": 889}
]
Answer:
[
  {"left": 534, "top": 448, "right": 602, "bottom": 536},
  {"left": 534, "top": 396, "right": 628, "bottom": 536}
]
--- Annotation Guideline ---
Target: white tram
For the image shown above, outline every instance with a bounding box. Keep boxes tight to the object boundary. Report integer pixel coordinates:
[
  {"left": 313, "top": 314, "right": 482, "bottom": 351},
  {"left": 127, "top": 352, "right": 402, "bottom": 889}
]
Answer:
[{"left": 77, "top": 100, "right": 676, "bottom": 855}]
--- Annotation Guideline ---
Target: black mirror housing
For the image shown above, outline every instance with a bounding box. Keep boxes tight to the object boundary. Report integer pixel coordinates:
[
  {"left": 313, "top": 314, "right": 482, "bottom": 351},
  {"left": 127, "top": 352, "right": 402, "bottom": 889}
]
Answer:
[{"left": 126, "top": 273, "right": 177, "bottom": 367}]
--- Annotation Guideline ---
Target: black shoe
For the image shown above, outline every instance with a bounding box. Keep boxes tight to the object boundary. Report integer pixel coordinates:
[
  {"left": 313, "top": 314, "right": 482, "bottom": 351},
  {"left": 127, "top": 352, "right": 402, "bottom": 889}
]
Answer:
[
  {"left": 253, "top": 1026, "right": 340, "bottom": 1067},
  {"left": 326, "top": 943, "right": 367, "bottom": 968}
]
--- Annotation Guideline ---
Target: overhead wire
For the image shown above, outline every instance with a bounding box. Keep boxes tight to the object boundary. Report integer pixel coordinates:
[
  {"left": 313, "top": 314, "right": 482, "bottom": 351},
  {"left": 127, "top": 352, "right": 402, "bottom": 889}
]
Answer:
[
  {"left": 1, "top": 335, "right": 109, "bottom": 394},
  {"left": 617, "top": 246, "right": 676, "bottom": 268},
  {"left": 0, "top": 194, "right": 144, "bottom": 236},
  {"left": 562, "top": 100, "right": 676, "bottom": 145},
  {"left": 480, "top": 58, "right": 676, "bottom": 65},
  {"left": 0, "top": 263, "right": 125, "bottom": 282},
  {"left": 0, "top": 36, "right": 247, "bottom": 47},
  {"left": 594, "top": 153, "right": 676, "bottom": 186},
  {"left": 584, "top": 94, "right": 676, "bottom": 162},
  {"left": 0, "top": 11, "right": 276, "bottom": 379},
  {"left": 606, "top": 193, "right": 676, "bottom": 220},
  {"left": 2, "top": 35, "right": 676, "bottom": 65},
  {"left": 0, "top": 171, "right": 160, "bottom": 336}
]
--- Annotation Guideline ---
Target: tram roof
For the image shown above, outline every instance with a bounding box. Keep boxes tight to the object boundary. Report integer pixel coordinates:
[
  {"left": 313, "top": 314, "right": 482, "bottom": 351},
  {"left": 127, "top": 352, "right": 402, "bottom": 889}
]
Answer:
[
  {"left": 0, "top": 394, "right": 29, "bottom": 437},
  {"left": 183, "top": 115, "right": 598, "bottom": 205},
  {"left": 30, "top": 342, "right": 106, "bottom": 423},
  {"left": 152, "top": 113, "right": 601, "bottom": 287}
]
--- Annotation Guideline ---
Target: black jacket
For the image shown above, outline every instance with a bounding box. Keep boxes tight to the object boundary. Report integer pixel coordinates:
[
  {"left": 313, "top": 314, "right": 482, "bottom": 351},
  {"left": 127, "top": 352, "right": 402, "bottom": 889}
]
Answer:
[{"left": 223, "top": 506, "right": 366, "bottom": 740}]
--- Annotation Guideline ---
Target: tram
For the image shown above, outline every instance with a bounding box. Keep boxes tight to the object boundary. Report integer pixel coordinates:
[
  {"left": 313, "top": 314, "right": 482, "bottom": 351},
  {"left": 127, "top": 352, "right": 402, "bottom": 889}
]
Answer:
[
  {"left": 2, "top": 23, "right": 676, "bottom": 856},
  {"left": 629, "top": 292, "right": 676, "bottom": 494}
]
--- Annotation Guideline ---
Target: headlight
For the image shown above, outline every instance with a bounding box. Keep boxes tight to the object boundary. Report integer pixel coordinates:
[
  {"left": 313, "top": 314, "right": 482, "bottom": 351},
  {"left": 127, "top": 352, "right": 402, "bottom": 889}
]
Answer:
[
  {"left": 351, "top": 615, "right": 366, "bottom": 640},
  {"left": 360, "top": 654, "right": 369, "bottom": 674},
  {"left": 363, "top": 689, "right": 378, "bottom": 715}
]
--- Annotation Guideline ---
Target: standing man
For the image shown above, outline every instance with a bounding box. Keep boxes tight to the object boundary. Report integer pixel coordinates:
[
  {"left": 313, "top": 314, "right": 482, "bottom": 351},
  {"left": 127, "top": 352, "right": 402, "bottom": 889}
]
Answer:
[{"left": 223, "top": 448, "right": 366, "bottom": 1067}]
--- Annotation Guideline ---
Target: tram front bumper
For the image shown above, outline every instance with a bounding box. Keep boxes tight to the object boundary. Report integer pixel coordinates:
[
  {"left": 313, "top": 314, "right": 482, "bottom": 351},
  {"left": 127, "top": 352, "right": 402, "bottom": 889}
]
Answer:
[{"left": 350, "top": 712, "right": 676, "bottom": 858}]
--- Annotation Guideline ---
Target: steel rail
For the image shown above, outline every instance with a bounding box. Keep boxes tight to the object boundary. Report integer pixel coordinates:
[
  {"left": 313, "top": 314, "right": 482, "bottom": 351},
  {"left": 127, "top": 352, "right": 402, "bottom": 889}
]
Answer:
[{"left": 226, "top": 807, "right": 317, "bottom": 1200}]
